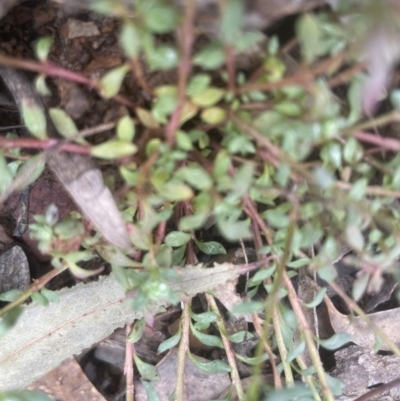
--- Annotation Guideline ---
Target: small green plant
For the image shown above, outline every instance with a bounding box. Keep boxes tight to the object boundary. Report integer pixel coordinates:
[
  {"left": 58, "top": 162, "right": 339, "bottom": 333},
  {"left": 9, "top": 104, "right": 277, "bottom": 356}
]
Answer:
[{"left": 1, "top": 0, "right": 400, "bottom": 400}]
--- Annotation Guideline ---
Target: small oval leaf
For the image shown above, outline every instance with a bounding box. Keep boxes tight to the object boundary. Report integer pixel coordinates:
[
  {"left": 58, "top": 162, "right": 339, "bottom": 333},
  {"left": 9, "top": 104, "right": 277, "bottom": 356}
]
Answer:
[
  {"left": 188, "top": 351, "right": 231, "bottom": 374},
  {"left": 134, "top": 354, "right": 160, "bottom": 381},
  {"left": 318, "top": 333, "right": 352, "bottom": 350},
  {"left": 165, "top": 231, "right": 191, "bottom": 247}
]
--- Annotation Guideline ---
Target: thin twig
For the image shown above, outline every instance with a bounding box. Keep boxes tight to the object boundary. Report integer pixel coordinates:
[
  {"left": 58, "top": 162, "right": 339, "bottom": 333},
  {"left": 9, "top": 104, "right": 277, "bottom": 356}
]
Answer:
[
  {"left": 0, "top": 266, "right": 67, "bottom": 317},
  {"left": 206, "top": 294, "right": 245, "bottom": 401},
  {"left": 283, "top": 272, "right": 335, "bottom": 401},
  {"left": 125, "top": 323, "right": 135, "bottom": 401},
  {"left": 0, "top": 136, "right": 90, "bottom": 153},
  {"left": 0, "top": 54, "right": 136, "bottom": 108},
  {"left": 175, "top": 302, "right": 190, "bottom": 401},
  {"left": 353, "top": 377, "right": 400, "bottom": 401}
]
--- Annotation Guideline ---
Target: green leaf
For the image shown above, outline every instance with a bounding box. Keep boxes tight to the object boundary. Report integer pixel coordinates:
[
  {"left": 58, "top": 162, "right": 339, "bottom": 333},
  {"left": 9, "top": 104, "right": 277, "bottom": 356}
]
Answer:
[
  {"left": 31, "top": 291, "right": 49, "bottom": 306},
  {"left": 97, "top": 245, "right": 140, "bottom": 268},
  {"left": 171, "top": 245, "right": 186, "bottom": 266},
  {"left": 176, "top": 130, "right": 193, "bottom": 150},
  {"left": 148, "top": 46, "right": 179, "bottom": 71},
  {"left": 178, "top": 213, "right": 208, "bottom": 231},
  {"left": 157, "top": 326, "right": 182, "bottom": 354},
  {"left": 220, "top": 0, "right": 244, "bottom": 44},
  {"left": 176, "top": 164, "right": 213, "bottom": 190},
  {"left": 136, "top": 107, "right": 160, "bottom": 129},
  {"left": 325, "top": 373, "right": 346, "bottom": 396},
  {"left": 343, "top": 137, "right": 363, "bottom": 164},
  {"left": 216, "top": 217, "right": 252, "bottom": 241},
  {"left": 99, "top": 64, "right": 129, "bottom": 99},
  {"left": 165, "top": 231, "right": 191, "bottom": 247},
  {"left": 345, "top": 224, "right": 364, "bottom": 252},
  {"left": 349, "top": 178, "right": 367, "bottom": 200},
  {"left": 317, "top": 333, "right": 352, "bottom": 350},
  {"left": 34, "top": 74, "right": 51, "bottom": 96},
  {"left": 142, "top": 2, "right": 178, "bottom": 33},
  {"left": 231, "top": 162, "right": 254, "bottom": 198},
  {"left": 191, "top": 323, "right": 224, "bottom": 348},
  {"left": 40, "top": 288, "right": 59, "bottom": 303},
  {"left": 248, "top": 265, "right": 276, "bottom": 287},
  {"left": 352, "top": 273, "right": 369, "bottom": 302},
  {"left": 54, "top": 218, "right": 84, "bottom": 240},
  {"left": 187, "top": 351, "right": 231, "bottom": 374},
  {"left": 112, "top": 265, "right": 131, "bottom": 290},
  {"left": 91, "top": 139, "right": 137, "bottom": 159},
  {"left": 286, "top": 341, "right": 305, "bottom": 362},
  {"left": 65, "top": 260, "right": 103, "bottom": 279},
  {"left": 304, "top": 287, "right": 327, "bottom": 308},
  {"left": 347, "top": 74, "right": 365, "bottom": 124},
  {"left": 49, "top": 108, "right": 85, "bottom": 144},
  {"left": 158, "top": 182, "right": 193, "bottom": 201},
  {"left": 235, "top": 353, "right": 270, "bottom": 366},
  {"left": 134, "top": 354, "right": 160, "bottom": 381},
  {"left": 35, "top": 36, "right": 53, "bottom": 62},
  {"left": 226, "top": 331, "right": 254, "bottom": 343},
  {"left": 287, "top": 258, "right": 310, "bottom": 268},
  {"left": 120, "top": 21, "right": 141, "bottom": 58},
  {"left": 194, "top": 239, "right": 226, "bottom": 255},
  {"left": 0, "top": 289, "right": 23, "bottom": 302},
  {"left": 296, "top": 13, "right": 321, "bottom": 64},
  {"left": 127, "top": 318, "right": 146, "bottom": 343},
  {"left": 231, "top": 301, "right": 263, "bottom": 314},
  {"left": 0, "top": 307, "right": 23, "bottom": 339},
  {"left": 390, "top": 89, "right": 400, "bottom": 109},
  {"left": 0, "top": 151, "right": 13, "bottom": 194},
  {"left": 193, "top": 43, "right": 225, "bottom": 70},
  {"left": 317, "top": 264, "right": 337, "bottom": 283},
  {"left": 21, "top": 99, "right": 47, "bottom": 139},
  {"left": 187, "top": 74, "right": 211, "bottom": 97},
  {"left": 141, "top": 380, "right": 161, "bottom": 401},
  {"left": 190, "top": 311, "right": 218, "bottom": 325},
  {"left": 155, "top": 244, "right": 172, "bottom": 269},
  {"left": 191, "top": 88, "right": 224, "bottom": 107},
  {"left": 117, "top": 115, "right": 135, "bottom": 142},
  {"left": 321, "top": 142, "right": 342, "bottom": 170},
  {"left": 200, "top": 107, "right": 226, "bottom": 124},
  {"left": 13, "top": 154, "right": 46, "bottom": 191}
]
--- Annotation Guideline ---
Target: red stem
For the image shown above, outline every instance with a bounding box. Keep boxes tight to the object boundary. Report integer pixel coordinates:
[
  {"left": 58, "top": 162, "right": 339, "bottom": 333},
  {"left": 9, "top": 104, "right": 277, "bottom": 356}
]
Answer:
[
  {"left": 165, "top": 0, "right": 196, "bottom": 146},
  {"left": 0, "top": 136, "right": 90, "bottom": 154}
]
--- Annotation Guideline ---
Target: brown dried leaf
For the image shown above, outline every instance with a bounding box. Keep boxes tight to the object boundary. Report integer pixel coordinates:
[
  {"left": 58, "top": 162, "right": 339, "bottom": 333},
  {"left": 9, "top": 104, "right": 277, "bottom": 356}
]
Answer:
[
  {"left": 0, "top": 262, "right": 254, "bottom": 390},
  {"left": 325, "top": 295, "right": 400, "bottom": 350}
]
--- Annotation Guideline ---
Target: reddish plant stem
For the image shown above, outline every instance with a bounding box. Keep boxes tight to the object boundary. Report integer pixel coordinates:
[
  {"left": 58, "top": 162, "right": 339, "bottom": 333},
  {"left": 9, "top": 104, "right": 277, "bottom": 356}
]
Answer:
[
  {"left": 353, "top": 378, "right": 400, "bottom": 401},
  {"left": 243, "top": 195, "right": 273, "bottom": 246},
  {"left": 328, "top": 61, "right": 366, "bottom": 88},
  {"left": 0, "top": 136, "right": 90, "bottom": 154},
  {"left": 125, "top": 324, "right": 135, "bottom": 401},
  {"left": 353, "top": 130, "right": 400, "bottom": 151},
  {"left": 155, "top": 220, "right": 167, "bottom": 247},
  {"left": 165, "top": 0, "right": 196, "bottom": 146},
  {"left": 0, "top": 266, "right": 66, "bottom": 317},
  {"left": 225, "top": 45, "right": 236, "bottom": 92},
  {"left": 0, "top": 54, "right": 136, "bottom": 108},
  {"left": 239, "top": 51, "right": 346, "bottom": 94}
]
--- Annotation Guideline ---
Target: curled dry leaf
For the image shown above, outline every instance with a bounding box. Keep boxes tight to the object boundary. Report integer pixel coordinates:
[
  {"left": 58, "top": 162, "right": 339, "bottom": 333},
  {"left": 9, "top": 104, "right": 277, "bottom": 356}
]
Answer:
[{"left": 325, "top": 294, "right": 400, "bottom": 350}]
